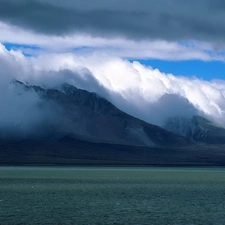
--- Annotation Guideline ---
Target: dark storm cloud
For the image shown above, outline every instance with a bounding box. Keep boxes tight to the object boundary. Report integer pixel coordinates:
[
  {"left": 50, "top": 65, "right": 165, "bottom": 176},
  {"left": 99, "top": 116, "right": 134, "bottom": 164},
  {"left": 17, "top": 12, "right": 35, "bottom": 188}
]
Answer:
[{"left": 0, "top": 0, "right": 225, "bottom": 43}]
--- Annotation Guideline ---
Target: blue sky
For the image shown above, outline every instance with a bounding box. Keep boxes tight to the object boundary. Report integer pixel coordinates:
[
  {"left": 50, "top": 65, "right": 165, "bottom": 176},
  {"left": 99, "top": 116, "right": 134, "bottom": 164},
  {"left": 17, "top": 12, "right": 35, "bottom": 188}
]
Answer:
[
  {"left": 136, "top": 59, "right": 225, "bottom": 81},
  {"left": 3, "top": 43, "right": 41, "bottom": 57}
]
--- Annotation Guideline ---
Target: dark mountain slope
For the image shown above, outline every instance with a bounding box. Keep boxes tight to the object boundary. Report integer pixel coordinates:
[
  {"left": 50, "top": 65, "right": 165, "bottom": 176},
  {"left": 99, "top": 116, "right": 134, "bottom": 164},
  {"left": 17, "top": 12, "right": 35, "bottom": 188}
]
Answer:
[{"left": 9, "top": 80, "right": 189, "bottom": 147}]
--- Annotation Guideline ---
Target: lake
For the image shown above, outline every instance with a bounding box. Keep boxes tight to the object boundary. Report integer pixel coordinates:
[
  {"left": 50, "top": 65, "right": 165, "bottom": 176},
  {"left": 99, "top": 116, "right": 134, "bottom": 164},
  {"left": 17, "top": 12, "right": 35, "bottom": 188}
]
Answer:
[{"left": 0, "top": 166, "right": 225, "bottom": 225}]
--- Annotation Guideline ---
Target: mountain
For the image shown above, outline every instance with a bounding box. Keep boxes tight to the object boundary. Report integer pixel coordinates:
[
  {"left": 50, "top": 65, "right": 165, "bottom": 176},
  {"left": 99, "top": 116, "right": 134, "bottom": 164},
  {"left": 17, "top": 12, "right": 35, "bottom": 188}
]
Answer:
[
  {"left": 164, "top": 115, "right": 225, "bottom": 144},
  {"left": 1, "top": 80, "right": 225, "bottom": 166},
  {"left": 9, "top": 80, "right": 189, "bottom": 147}
]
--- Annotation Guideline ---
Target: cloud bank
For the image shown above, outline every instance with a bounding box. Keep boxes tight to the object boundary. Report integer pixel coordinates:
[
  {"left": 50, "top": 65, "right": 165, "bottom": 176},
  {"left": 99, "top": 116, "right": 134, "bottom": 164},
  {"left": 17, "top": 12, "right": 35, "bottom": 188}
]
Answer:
[
  {"left": 1, "top": 0, "right": 225, "bottom": 45},
  {"left": 1, "top": 43, "right": 225, "bottom": 134}
]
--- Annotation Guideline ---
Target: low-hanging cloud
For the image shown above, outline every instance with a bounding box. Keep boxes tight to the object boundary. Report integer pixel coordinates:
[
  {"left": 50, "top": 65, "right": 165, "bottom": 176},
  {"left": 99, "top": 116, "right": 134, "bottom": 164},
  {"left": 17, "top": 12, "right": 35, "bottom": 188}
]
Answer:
[
  {"left": 30, "top": 49, "right": 225, "bottom": 126},
  {"left": 1, "top": 43, "right": 225, "bottom": 138},
  {"left": 0, "top": 82, "right": 50, "bottom": 140}
]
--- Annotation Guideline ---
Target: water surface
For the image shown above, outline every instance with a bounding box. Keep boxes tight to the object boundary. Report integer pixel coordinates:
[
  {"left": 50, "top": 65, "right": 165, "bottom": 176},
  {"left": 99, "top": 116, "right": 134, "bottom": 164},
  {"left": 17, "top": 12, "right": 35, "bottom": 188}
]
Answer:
[{"left": 0, "top": 166, "right": 225, "bottom": 225}]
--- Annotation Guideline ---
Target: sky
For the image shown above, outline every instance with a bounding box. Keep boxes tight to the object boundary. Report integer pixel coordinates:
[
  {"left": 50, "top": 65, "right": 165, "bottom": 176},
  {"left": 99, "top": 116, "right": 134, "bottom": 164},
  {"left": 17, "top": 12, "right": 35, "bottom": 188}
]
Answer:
[
  {"left": 0, "top": 0, "right": 224, "bottom": 79},
  {"left": 1, "top": 0, "right": 225, "bottom": 131}
]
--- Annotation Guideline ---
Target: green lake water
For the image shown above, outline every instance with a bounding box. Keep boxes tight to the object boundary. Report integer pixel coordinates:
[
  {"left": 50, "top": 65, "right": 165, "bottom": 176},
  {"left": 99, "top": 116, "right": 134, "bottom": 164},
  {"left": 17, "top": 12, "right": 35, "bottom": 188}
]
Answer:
[{"left": 0, "top": 166, "right": 225, "bottom": 225}]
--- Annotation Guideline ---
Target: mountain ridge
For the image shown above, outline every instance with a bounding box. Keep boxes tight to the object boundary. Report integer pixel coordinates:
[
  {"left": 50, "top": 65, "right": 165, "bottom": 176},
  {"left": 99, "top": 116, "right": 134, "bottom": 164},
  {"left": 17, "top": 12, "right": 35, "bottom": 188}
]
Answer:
[
  {"left": 1, "top": 80, "right": 225, "bottom": 165},
  {"left": 8, "top": 80, "right": 189, "bottom": 147}
]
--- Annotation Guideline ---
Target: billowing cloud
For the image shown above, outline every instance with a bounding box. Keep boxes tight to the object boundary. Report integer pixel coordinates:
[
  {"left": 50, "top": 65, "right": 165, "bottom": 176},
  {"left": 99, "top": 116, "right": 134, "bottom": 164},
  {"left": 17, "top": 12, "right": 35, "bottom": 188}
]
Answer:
[
  {"left": 0, "top": 0, "right": 225, "bottom": 46},
  {"left": 1, "top": 43, "right": 225, "bottom": 132}
]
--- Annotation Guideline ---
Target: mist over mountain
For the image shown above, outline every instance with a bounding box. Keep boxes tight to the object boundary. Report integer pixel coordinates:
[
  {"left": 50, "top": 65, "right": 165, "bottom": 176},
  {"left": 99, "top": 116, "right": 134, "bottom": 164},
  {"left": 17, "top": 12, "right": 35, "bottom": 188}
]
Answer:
[
  {"left": 4, "top": 77, "right": 225, "bottom": 146},
  {"left": 1, "top": 80, "right": 225, "bottom": 166},
  {"left": 3, "top": 80, "right": 188, "bottom": 147}
]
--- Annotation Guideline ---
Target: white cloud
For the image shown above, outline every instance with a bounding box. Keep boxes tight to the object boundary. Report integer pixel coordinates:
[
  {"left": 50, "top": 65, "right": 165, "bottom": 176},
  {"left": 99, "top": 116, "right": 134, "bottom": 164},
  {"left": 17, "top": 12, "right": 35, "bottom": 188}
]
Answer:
[
  {"left": 0, "top": 21, "right": 225, "bottom": 61},
  {"left": 1, "top": 43, "right": 225, "bottom": 127}
]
